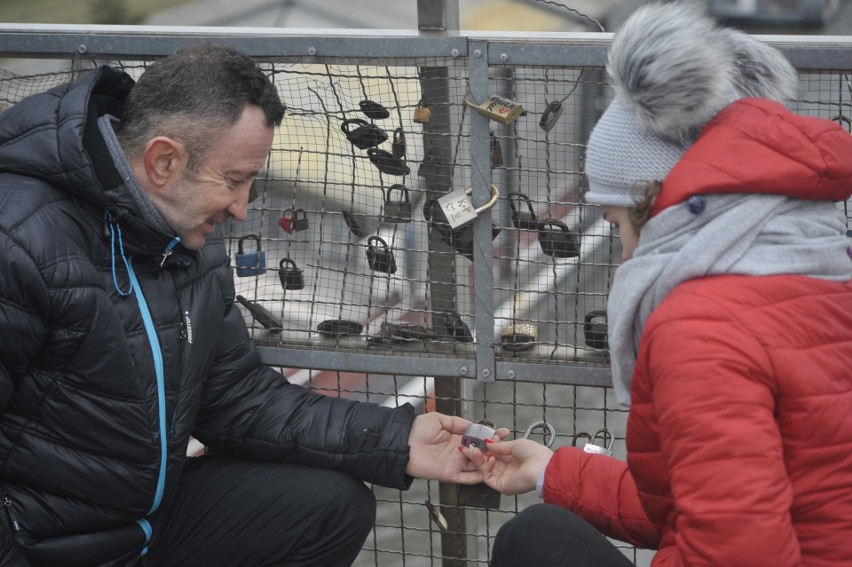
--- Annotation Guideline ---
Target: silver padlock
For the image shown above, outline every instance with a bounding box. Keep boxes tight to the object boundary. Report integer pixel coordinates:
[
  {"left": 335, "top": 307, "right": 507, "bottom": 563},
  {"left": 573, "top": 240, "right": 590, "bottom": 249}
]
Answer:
[
  {"left": 436, "top": 184, "right": 499, "bottom": 230},
  {"left": 581, "top": 428, "right": 614, "bottom": 457}
]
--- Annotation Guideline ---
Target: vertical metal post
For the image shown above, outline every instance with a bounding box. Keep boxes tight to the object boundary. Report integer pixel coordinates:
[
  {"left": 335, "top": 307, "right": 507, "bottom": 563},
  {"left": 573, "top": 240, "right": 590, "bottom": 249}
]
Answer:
[{"left": 417, "top": 2, "right": 469, "bottom": 566}]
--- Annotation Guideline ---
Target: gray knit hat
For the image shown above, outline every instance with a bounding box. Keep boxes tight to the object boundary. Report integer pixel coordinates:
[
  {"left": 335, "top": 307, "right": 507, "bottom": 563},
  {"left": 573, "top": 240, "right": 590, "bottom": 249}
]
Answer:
[{"left": 584, "top": 1, "right": 798, "bottom": 208}]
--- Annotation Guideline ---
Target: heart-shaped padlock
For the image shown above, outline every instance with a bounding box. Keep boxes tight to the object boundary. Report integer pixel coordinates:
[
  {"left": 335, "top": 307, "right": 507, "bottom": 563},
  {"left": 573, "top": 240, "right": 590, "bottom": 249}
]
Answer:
[{"left": 278, "top": 208, "right": 309, "bottom": 233}]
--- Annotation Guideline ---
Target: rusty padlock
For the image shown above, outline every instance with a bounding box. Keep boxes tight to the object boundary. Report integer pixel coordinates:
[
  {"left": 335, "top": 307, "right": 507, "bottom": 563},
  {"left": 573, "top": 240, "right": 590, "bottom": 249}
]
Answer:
[
  {"left": 366, "top": 235, "right": 397, "bottom": 274},
  {"left": 392, "top": 127, "right": 406, "bottom": 160},
  {"left": 278, "top": 208, "right": 309, "bottom": 233},
  {"left": 384, "top": 184, "right": 412, "bottom": 224},
  {"left": 508, "top": 192, "right": 539, "bottom": 230},
  {"left": 413, "top": 96, "right": 431, "bottom": 125},
  {"left": 538, "top": 219, "right": 579, "bottom": 258},
  {"left": 490, "top": 132, "right": 504, "bottom": 168},
  {"left": 278, "top": 257, "right": 305, "bottom": 290}
]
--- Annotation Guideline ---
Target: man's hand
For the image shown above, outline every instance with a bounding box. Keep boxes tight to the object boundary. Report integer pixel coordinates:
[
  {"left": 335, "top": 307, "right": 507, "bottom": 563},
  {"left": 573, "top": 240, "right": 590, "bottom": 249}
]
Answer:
[
  {"left": 405, "top": 413, "right": 508, "bottom": 484},
  {"left": 462, "top": 438, "right": 553, "bottom": 495}
]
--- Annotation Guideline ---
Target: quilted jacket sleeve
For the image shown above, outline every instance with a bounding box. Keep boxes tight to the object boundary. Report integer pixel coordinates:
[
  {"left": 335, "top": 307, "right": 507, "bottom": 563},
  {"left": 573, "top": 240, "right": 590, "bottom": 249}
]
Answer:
[
  {"left": 192, "top": 298, "right": 415, "bottom": 490},
  {"left": 637, "top": 301, "right": 800, "bottom": 567},
  {"left": 542, "top": 446, "right": 661, "bottom": 548}
]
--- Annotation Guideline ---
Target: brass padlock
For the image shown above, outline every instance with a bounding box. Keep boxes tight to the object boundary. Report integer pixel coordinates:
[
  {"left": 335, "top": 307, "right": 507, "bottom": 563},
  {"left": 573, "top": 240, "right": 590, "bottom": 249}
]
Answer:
[
  {"left": 538, "top": 219, "right": 580, "bottom": 258},
  {"left": 508, "top": 192, "right": 539, "bottom": 230},
  {"left": 366, "top": 235, "right": 397, "bottom": 274},
  {"left": 413, "top": 97, "right": 431, "bottom": 125},
  {"left": 583, "top": 310, "right": 608, "bottom": 350},
  {"left": 278, "top": 257, "right": 305, "bottom": 290},
  {"left": 384, "top": 184, "right": 412, "bottom": 224},
  {"left": 465, "top": 95, "right": 525, "bottom": 125}
]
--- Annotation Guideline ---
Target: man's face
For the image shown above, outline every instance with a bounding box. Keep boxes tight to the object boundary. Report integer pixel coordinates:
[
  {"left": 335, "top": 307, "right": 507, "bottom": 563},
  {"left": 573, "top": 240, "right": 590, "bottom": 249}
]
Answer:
[{"left": 159, "top": 105, "right": 274, "bottom": 250}]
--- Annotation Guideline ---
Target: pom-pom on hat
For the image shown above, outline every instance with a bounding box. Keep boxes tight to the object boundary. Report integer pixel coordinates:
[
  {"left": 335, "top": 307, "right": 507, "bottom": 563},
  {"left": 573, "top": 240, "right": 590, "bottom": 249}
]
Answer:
[{"left": 584, "top": 1, "right": 798, "bottom": 208}]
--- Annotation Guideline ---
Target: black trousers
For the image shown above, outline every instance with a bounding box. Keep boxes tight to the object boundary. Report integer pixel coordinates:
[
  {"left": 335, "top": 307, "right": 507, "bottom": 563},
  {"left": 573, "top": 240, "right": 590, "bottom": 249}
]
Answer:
[
  {"left": 490, "top": 504, "right": 635, "bottom": 567},
  {"left": 141, "top": 456, "right": 376, "bottom": 567}
]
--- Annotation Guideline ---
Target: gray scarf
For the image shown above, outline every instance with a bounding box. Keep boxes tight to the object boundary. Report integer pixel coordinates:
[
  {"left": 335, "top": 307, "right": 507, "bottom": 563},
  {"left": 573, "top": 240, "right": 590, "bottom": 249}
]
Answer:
[{"left": 607, "top": 193, "right": 852, "bottom": 406}]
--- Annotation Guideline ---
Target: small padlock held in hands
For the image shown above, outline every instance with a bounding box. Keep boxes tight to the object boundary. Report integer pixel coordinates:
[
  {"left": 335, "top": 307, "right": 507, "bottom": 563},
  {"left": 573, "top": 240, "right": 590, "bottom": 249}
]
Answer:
[{"left": 461, "top": 422, "right": 496, "bottom": 452}]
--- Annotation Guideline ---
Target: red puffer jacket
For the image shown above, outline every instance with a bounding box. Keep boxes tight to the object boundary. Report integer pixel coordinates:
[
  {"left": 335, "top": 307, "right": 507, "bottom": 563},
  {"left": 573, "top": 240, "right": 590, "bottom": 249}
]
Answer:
[
  {"left": 542, "top": 98, "right": 852, "bottom": 566},
  {"left": 543, "top": 275, "right": 852, "bottom": 566}
]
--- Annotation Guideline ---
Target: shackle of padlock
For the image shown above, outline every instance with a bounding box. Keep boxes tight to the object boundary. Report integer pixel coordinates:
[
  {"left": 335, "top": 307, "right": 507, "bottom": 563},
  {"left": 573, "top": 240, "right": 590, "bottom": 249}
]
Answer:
[
  {"left": 581, "top": 428, "right": 614, "bottom": 457},
  {"left": 278, "top": 257, "right": 305, "bottom": 290},
  {"left": 278, "top": 208, "right": 309, "bottom": 233},
  {"left": 367, "top": 147, "right": 410, "bottom": 177},
  {"left": 366, "top": 235, "right": 397, "bottom": 274},
  {"left": 384, "top": 184, "right": 412, "bottom": 224},
  {"left": 508, "top": 192, "right": 539, "bottom": 230},
  {"left": 523, "top": 420, "right": 556, "bottom": 448},
  {"left": 392, "top": 127, "right": 406, "bottom": 160},
  {"left": 359, "top": 99, "right": 390, "bottom": 120},
  {"left": 538, "top": 218, "right": 580, "bottom": 258},
  {"left": 830, "top": 114, "right": 852, "bottom": 134},
  {"left": 583, "top": 309, "right": 609, "bottom": 350},
  {"left": 235, "top": 233, "right": 267, "bottom": 277},
  {"left": 340, "top": 118, "right": 388, "bottom": 149}
]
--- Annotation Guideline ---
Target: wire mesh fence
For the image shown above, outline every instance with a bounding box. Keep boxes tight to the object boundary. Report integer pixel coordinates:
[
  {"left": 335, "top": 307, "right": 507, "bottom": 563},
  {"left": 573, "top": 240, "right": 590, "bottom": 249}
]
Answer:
[{"left": 1, "top": 27, "right": 850, "bottom": 566}]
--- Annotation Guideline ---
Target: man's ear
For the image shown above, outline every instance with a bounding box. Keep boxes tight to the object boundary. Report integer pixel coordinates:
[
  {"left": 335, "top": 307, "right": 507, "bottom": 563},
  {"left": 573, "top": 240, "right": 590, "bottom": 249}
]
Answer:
[{"left": 142, "top": 137, "right": 188, "bottom": 189}]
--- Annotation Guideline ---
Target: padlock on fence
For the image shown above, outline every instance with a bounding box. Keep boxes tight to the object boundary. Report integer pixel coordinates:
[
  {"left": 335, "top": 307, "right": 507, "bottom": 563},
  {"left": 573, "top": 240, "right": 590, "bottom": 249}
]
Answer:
[
  {"left": 466, "top": 95, "right": 525, "bottom": 126},
  {"left": 384, "top": 184, "right": 412, "bottom": 224},
  {"left": 235, "top": 234, "right": 266, "bottom": 277},
  {"left": 340, "top": 118, "right": 388, "bottom": 149},
  {"left": 538, "top": 218, "right": 580, "bottom": 258},
  {"left": 583, "top": 310, "right": 609, "bottom": 350},
  {"left": 539, "top": 99, "right": 564, "bottom": 132},
  {"left": 278, "top": 258, "right": 305, "bottom": 290},
  {"left": 508, "top": 192, "right": 539, "bottom": 230},
  {"left": 278, "top": 208, "right": 309, "bottom": 233},
  {"left": 490, "top": 132, "right": 503, "bottom": 168},
  {"left": 524, "top": 420, "right": 556, "bottom": 448},
  {"left": 366, "top": 235, "right": 397, "bottom": 274},
  {"left": 437, "top": 185, "right": 499, "bottom": 230},
  {"left": 580, "top": 428, "right": 614, "bottom": 457},
  {"left": 359, "top": 99, "right": 390, "bottom": 120},
  {"left": 413, "top": 97, "right": 431, "bottom": 125},
  {"left": 392, "top": 127, "right": 406, "bottom": 160}
]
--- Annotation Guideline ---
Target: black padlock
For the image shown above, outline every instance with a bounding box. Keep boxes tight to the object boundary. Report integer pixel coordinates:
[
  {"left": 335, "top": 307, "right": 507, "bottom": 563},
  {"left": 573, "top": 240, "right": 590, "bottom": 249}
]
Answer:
[
  {"left": 508, "top": 192, "right": 539, "bottom": 230},
  {"left": 392, "top": 127, "right": 406, "bottom": 160},
  {"left": 539, "top": 99, "right": 564, "bottom": 132},
  {"left": 367, "top": 148, "right": 410, "bottom": 176},
  {"left": 366, "top": 235, "right": 397, "bottom": 274},
  {"left": 235, "top": 295, "right": 282, "bottom": 333},
  {"left": 583, "top": 309, "right": 609, "bottom": 350},
  {"left": 359, "top": 99, "right": 390, "bottom": 120},
  {"left": 235, "top": 233, "right": 267, "bottom": 277},
  {"left": 342, "top": 210, "right": 367, "bottom": 239},
  {"left": 384, "top": 184, "right": 412, "bottom": 224},
  {"left": 341, "top": 118, "right": 388, "bottom": 149},
  {"left": 278, "top": 257, "right": 305, "bottom": 290},
  {"left": 538, "top": 219, "right": 580, "bottom": 258}
]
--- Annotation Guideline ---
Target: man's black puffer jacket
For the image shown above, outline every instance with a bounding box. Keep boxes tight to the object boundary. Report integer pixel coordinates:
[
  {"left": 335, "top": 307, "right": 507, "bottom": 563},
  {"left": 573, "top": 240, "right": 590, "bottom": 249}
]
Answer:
[{"left": 0, "top": 66, "right": 415, "bottom": 566}]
